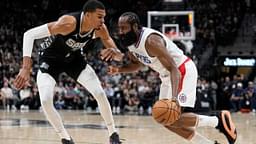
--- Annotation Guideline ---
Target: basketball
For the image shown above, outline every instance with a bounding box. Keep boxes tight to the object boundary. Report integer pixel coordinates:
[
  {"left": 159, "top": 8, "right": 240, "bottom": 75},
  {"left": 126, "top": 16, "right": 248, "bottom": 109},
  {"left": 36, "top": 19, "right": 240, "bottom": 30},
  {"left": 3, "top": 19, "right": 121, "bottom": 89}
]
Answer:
[{"left": 152, "top": 99, "right": 181, "bottom": 125}]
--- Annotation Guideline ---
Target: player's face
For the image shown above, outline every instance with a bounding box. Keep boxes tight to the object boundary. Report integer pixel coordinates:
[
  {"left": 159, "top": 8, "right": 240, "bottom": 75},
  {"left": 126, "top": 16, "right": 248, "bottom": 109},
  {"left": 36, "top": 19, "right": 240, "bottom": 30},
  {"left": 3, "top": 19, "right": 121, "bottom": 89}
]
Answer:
[
  {"left": 87, "top": 9, "right": 106, "bottom": 29},
  {"left": 118, "top": 17, "right": 138, "bottom": 47},
  {"left": 118, "top": 17, "right": 132, "bottom": 35}
]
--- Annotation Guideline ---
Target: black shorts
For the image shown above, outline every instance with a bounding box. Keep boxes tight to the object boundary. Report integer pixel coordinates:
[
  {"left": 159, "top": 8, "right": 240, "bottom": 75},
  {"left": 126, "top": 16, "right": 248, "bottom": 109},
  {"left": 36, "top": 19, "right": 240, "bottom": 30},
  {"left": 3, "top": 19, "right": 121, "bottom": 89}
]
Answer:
[{"left": 39, "top": 53, "right": 87, "bottom": 81}]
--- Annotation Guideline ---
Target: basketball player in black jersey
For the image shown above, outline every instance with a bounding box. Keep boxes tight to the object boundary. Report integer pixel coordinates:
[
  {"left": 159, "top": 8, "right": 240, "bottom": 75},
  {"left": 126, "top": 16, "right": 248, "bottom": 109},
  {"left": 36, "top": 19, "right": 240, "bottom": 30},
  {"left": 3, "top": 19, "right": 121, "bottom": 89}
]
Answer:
[{"left": 13, "top": 0, "right": 122, "bottom": 144}]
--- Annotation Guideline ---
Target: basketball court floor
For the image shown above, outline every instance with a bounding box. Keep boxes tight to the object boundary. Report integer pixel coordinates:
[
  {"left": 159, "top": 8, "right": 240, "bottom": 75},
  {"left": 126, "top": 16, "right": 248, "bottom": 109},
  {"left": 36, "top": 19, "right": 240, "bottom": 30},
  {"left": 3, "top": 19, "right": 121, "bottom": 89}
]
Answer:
[{"left": 0, "top": 110, "right": 255, "bottom": 144}]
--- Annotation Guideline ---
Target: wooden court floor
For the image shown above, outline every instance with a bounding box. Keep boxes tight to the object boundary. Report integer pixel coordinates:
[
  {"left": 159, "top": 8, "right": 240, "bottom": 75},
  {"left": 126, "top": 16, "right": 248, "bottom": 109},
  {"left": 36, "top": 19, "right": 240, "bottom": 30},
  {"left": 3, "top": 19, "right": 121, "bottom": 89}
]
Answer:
[{"left": 0, "top": 110, "right": 255, "bottom": 144}]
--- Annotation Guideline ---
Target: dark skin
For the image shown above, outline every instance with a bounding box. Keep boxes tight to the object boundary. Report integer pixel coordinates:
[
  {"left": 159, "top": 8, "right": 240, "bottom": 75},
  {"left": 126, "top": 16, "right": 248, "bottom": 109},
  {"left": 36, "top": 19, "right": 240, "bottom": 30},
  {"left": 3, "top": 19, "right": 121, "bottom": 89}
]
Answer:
[
  {"left": 101, "top": 15, "right": 199, "bottom": 140},
  {"left": 14, "top": 8, "right": 123, "bottom": 90},
  {"left": 107, "top": 16, "right": 180, "bottom": 99}
]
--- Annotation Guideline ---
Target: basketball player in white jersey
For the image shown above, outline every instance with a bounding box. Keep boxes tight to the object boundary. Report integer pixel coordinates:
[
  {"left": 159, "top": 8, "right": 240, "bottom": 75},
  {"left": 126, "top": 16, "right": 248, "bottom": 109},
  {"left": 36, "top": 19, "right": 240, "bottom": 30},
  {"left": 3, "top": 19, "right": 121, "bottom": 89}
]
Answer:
[
  {"left": 101, "top": 12, "right": 237, "bottom": 144},
  {"left": 13, "top": 0, "right": 122, "bottom": 143}
]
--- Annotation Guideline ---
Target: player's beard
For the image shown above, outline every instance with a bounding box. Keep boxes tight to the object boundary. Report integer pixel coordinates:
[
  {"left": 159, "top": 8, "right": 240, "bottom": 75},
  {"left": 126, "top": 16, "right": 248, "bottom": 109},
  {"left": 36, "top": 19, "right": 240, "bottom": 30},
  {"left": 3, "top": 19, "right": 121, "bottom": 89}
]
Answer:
[{"left": 119, "top": 30, "right": 137, "bottom": 47}]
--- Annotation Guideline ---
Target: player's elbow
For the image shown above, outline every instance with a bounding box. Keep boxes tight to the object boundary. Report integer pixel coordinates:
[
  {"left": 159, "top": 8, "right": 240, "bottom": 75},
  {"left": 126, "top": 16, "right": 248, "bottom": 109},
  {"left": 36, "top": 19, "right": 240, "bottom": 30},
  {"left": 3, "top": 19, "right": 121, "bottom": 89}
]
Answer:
[
  {"left": 168, "top": 66, "right": 180, "bottom": 77},
  {"left": 24, "top": 28, "right": 35, "bottom": 39}
]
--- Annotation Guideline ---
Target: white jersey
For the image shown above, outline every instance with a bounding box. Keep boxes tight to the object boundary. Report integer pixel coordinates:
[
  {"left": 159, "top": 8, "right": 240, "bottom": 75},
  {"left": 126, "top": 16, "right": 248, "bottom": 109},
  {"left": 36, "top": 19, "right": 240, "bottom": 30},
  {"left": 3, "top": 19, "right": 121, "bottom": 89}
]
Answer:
[
  {"left": 128, "top": 27, "right": 198, "bottom": 107},
  {"left": 127, "top": 27, "right": 188, "bottom": 78}
]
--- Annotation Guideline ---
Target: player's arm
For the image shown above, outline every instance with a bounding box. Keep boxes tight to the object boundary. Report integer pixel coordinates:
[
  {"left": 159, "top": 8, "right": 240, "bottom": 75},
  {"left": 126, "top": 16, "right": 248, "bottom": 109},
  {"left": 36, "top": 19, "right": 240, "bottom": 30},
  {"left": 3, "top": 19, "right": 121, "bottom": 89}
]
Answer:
[
  {"left": 14, "top": 15, "right": 76, "bottom": 89},
  {"left": 23, "top": 15, "right": 76, "bottom": 59},
  {"left": 108, "top": 52, "right": 144, "bottom": 75},
  {"left": 96, "top": 24, "right": 124, "bottom": 61},
  {"left": 145, "top": 34, "right": 181, "bottom": 100}
]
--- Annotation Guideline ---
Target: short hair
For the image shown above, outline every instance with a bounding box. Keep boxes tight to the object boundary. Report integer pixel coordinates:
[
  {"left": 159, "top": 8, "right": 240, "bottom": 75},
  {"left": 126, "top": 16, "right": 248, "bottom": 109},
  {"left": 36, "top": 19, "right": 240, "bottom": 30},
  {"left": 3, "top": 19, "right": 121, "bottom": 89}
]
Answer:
[
  {"left": 120, "top": 12, "right": 141, "bottom": 28},
  {"left": 82, "top": 0, "right": 105, "bottom": 13}
]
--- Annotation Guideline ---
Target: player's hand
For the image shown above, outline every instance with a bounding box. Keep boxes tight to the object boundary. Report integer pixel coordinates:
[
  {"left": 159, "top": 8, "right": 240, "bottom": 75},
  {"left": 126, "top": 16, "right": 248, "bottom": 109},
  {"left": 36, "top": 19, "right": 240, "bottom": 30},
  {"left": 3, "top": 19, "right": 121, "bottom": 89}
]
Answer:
[
  {"left": 100, "top": 48, "right": 124, "bottom": 61},
  {"left": 171, "top": 97, "right": 180, "bottom": 108},
  {"left": 13, "top": 68, "right": 31, "bottom": 90},
  {"left": 107, "top": 66, "right": 119, "bottom": 75}
]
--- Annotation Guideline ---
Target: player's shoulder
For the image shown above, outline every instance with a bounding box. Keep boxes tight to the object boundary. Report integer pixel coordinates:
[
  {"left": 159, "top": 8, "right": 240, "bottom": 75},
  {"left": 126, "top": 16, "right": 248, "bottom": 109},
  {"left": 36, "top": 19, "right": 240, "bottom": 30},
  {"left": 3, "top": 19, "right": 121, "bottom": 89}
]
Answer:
[
  {"left": 146, "top": 33, "right": 164, "bottom": 46},
  {"left": 58, "top": 12, "right": 80, "bottom": 24},
  {"left": 57, "top": 15, "right": 76, "bottom": 26}
]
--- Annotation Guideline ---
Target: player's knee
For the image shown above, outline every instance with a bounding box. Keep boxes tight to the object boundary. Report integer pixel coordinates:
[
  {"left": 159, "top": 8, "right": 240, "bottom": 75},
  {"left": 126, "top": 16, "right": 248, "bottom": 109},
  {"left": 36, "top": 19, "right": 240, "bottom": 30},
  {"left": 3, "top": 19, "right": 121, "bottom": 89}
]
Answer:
[
  {"left": 92, "top": 90, "right": 108, "bottom": 104},
  {"left": 92, "top": 90, "right": 106, "bottom": 99},
  {"left": 40, "top": 99, "right": 54, "bottom": 110}
]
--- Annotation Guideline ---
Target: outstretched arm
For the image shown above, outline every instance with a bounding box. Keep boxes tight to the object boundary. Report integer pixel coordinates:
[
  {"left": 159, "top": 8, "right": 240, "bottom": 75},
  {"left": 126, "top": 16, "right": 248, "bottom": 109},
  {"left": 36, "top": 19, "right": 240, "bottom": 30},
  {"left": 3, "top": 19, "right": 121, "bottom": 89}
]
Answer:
[
  {"left": 14, "top": 15, "right": 76, "bottom": 89},
  {"left": 96, "top": 24, "right": 124, "bottom": 61},
  {"left": 108, "top": 52, "right": 144, "bottom": 75}
]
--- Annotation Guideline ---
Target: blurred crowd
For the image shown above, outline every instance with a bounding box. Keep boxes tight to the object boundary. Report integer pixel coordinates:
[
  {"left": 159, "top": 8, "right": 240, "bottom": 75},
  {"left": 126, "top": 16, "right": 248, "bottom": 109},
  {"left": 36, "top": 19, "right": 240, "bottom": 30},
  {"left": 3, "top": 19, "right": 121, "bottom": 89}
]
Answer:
[{"left": 1, "top": 0, "right": 256, "bottom": 114}]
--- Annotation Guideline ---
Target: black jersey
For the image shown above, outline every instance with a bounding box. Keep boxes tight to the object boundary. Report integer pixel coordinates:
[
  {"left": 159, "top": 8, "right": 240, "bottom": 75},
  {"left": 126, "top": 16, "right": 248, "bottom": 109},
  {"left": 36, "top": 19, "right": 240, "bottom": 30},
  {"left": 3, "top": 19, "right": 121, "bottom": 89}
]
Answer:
[
  {"left": 37, "top": 12, "right": 97, "bottom": 81},
  {"left": 38, "top": 12, "right": 95, "bottom": 60}
]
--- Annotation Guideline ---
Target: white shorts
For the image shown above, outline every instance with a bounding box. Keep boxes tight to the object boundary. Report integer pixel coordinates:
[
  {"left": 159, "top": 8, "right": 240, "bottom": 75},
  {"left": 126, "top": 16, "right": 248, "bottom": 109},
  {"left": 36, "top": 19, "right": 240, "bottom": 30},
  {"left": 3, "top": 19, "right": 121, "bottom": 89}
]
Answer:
[{"left": 159, "top": 58, "right": 198, "bottom": 108}]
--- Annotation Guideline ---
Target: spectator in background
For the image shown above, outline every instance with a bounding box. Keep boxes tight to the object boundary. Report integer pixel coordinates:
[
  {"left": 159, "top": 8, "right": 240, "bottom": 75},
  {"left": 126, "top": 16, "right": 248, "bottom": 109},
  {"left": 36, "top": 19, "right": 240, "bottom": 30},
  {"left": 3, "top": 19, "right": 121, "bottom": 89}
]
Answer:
[
  {"left": 29, "top": 85, "right": 41, "bottom": 110},
  {"left": 218, "top": 76, "right": 232, "bottom": 110},
  {"left": 244, "top": 81, "right": 256, "bottom": 112},
  {"left": 54, "top": 92, "right": 65, "bottom": 110},
  {"left": 55, "top": 81, "right": 67, "bottom": 98},
  {"left": 124, "top": 90, "right": 140, "bottom": 113},
  {"left": 230, "top": 82, "right": 244, "bottom": 112},
  {"left": 112, "top": 85, "right": 124, "bottom": 114},
  {"left": 1, "top": 82, "right": 15, "bottom": 110},
  {"left": 0, "top": 91, "right": 6, "bottom": 109},
  {"left": 86, "top": 94, "right": 98, "bottom": 111},
  {"left": 64, "top": 84, "right": 76, "bottom": 109},
  {"left": 104, "top": 82, "right": 115, "bottom": 108},
  {"left": 16, "top": 85, "right": 32, "bottom": 110}
]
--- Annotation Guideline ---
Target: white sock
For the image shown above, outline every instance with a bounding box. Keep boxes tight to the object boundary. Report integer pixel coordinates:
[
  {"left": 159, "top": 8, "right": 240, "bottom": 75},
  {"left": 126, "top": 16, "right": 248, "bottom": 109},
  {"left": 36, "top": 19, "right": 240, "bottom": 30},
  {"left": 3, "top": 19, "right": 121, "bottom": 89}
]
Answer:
[
  {"left": 197, "top": 115, "right": 218, "bottom": 128},
  {"left": 190, "top": 132, "right": 215, "bottom": 144}
]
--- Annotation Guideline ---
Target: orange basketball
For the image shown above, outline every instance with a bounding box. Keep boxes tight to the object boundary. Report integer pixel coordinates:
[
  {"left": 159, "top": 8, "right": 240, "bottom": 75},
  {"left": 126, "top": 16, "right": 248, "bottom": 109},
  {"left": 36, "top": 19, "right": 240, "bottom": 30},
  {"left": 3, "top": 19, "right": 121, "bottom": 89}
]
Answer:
[{"left": 152, "top": 99, "right": 181, "bottom": 125}]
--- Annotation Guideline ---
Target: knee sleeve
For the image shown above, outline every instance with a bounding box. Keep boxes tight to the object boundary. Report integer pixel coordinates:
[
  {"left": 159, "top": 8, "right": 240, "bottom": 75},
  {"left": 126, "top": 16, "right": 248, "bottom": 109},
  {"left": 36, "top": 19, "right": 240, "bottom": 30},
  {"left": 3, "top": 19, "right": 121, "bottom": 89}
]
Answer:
[{"left": 77, "top": 65, "right": 107, "bottom": 99}]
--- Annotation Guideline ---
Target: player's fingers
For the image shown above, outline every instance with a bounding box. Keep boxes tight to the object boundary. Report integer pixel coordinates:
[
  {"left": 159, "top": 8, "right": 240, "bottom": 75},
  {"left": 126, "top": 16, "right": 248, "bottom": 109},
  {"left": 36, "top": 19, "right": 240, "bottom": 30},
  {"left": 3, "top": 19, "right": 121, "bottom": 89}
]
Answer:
[
  {"left": 104, "top": 52, "right": 114, "bottom": 61},
  {"left": 100, "top": 50, "right": 106, "bottom": 59},
  {"left": 14, "top": 76, "right": 22, "bottom": 89},
  {"left": 13, "top": 77, "right": 18, "bottom": 87},
  {"left": 100, "top": 49, "right": 111, "bottom": 58},
  {"left": 16, "top": 77, "right": 25, "bottom": 89},
  {"left": 25, "top": 81, "right": 31, "bottom": 87},
  {"left": 100, "top": 52, "right": 109, "bottom": 60}
]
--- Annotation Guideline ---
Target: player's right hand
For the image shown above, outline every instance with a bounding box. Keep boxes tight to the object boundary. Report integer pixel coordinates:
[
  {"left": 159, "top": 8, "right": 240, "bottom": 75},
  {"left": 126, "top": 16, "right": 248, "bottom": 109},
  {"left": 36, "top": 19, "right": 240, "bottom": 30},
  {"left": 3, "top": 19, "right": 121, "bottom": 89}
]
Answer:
[
  {"left": 13, "top": 68, "right": 31, "bottom": 90},
  {"left": 107, "top": 66, "right": 119, "bottom": 75},
  {"left": 171, "top": 98, "right": 181, "bottom": 108}
]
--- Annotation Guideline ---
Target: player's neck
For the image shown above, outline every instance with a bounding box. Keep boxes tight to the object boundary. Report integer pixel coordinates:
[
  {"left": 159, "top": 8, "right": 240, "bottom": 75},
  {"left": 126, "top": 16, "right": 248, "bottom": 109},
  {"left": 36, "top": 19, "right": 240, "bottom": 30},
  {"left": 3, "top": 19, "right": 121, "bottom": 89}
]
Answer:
[{"left": 80, "top": 18, "right": 93, "bottom": 34}]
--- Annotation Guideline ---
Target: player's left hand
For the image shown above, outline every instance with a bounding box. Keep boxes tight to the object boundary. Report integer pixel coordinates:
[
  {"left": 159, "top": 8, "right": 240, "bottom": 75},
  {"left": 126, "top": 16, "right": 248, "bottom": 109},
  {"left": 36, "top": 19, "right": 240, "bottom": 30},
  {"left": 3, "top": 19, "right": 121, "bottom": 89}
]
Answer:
[{"left": 100, "top": 48, "right": 124, "bottom": 61}]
